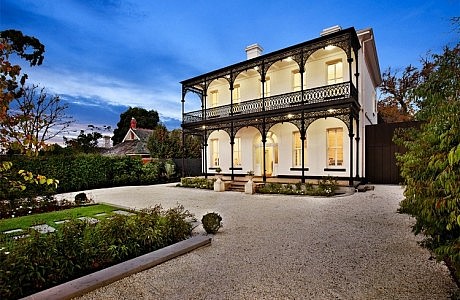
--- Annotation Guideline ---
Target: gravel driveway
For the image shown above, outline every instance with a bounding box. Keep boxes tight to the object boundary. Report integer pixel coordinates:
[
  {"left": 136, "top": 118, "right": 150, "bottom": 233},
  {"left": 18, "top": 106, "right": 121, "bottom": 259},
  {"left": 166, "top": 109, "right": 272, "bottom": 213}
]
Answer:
[{"left": 68, "top": 184, "right": 457, "bottom": 299}]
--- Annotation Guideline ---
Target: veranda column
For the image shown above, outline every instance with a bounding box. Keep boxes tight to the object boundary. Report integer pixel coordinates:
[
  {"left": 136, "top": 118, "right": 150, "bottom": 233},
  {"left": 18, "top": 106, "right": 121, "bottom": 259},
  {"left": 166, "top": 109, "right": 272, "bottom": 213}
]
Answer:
[
  {"left": 261, "top": 65, "right": 267, "bottom": 182},
  {"left": 354, "top": 51, "right": 360, "bottom": 180},
  {"left": 355, "top": 118, "right": 360, "bottom": 180},
  {"left": 229, "top": 81, "right": 235, "bottom": 180},
  {"left": 300, "top": 62, "right": 306, "bottom": 183},
  {"left": 181, "top": 89, "right": 185, "bottom": 178},
  {"left": 348, "top": 114, "right": 354, "bottom": 186}
]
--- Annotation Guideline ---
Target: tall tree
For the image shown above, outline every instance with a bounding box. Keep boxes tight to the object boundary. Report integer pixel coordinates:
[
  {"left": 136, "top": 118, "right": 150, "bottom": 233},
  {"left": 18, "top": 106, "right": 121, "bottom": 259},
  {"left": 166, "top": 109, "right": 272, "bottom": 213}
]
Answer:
[
  {"left": 1, "top": 84, "right": 73, "bottom": 156},
  {"left": 378, "top": 65, "right": 422, "bottom": 123},
  {"left": 147, "top": 127, "right": 202, "bottom": 159},
  {"left": 396, "top": 35, "right": 460, "bottom": 271},
  {"left": 64, "top": 130, "right": 103, "bottom": 153},
  {"left": 111, "top": 107, "right": 159, "bottom": 145}
]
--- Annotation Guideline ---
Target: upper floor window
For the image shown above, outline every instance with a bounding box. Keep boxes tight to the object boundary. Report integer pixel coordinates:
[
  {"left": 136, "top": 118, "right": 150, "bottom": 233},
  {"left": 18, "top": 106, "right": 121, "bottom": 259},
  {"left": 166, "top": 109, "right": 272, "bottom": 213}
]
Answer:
[
  {"left": 292, "top": 70, "right": 304, "bottom": 92},
  {"left": 210, "top": 90, "right": 218, "bottom": 108},
  {"left": 327, "top": 60, "right": 343, "bottom": 85},
  {"left": 260, "top": 76, "right": 271, "bottom": 97},
  {"left": 233, "top": 137, "right": 241, "bottom": 166},
  {"left": 327, "top": 128, "right": 343, "bottom": 166},
  {"left": 233, "top": 84, "right": 241, "bottom": 104},
  {"left": 210, "top": 138, "right": 219, "bottom": 167},
  {"left": 293, "top": 131, "right": 307, "bottom": 167}
]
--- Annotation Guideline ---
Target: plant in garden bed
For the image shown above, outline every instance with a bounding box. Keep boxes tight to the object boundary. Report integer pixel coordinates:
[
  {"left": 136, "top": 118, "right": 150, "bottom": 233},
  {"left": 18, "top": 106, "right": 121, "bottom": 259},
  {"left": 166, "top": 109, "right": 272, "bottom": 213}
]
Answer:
[
  {"left": 257, "top": 177, "right": 338, "bottom": 197},
  {"left": 179, "top": 177, "right": 216, "bottom": 190},
  {"left": 0, "top": 204, "right": 193, "bottom": 299}
]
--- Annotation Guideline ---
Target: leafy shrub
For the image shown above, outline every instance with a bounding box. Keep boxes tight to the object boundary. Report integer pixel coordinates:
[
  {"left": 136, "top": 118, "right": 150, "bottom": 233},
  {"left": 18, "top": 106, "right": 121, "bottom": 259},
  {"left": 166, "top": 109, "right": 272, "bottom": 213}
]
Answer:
[
  {"left": 257, "top": 177, "right": 337, "bottom": 197},
  {"left": 3, "top": 154, "right": 179, "bottom": 200},
  {"left": 201, "top": 212, "right": 222, "bottom": 234},
  {"left": 0, "top": 205, "right": 193, "bottom": 299},
  {"left": 180, "top": 177, "right": 215, "bottom": 190}
]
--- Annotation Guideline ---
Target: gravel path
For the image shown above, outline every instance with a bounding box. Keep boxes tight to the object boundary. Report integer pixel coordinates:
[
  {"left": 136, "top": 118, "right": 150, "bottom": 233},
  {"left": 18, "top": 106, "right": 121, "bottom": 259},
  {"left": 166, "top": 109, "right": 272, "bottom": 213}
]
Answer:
[{"left": 66, "top": 184, "right": 458, "bottom": 299}]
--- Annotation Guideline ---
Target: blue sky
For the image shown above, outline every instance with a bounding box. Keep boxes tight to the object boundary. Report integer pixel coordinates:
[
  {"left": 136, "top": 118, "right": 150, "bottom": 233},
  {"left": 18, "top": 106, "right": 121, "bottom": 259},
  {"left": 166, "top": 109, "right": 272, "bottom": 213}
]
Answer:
[{"left": 1, "top": 0, "right": 459, "bottom": 137}]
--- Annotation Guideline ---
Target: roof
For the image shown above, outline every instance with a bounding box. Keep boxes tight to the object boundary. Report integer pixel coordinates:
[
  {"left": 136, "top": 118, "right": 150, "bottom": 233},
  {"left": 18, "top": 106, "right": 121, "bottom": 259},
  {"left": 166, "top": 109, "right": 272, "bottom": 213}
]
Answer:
[
  {"left": 122, "top": 128, "right": 154, "bottom": 143},
  {"left": 104, "top": 127, "right": 153, "bottom": 156},
  {"left": 102, "top": 140, "right": 150, "bottom": 156}
]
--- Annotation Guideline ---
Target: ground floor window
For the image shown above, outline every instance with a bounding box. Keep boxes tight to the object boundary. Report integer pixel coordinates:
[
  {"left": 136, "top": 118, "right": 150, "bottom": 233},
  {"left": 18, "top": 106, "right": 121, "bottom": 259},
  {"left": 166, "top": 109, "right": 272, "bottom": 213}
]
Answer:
[
  {"left": 327, "top": 127, "right": 343, "bottom": 166},
  {"left": 210, "top": 138, "right": 219, "bottom": 167},
  {"left": 293, "top": 131, "right": 307, "bottom": 167},
  {"left": 233, "top": 137, "right": 241, "bottom": 166}
]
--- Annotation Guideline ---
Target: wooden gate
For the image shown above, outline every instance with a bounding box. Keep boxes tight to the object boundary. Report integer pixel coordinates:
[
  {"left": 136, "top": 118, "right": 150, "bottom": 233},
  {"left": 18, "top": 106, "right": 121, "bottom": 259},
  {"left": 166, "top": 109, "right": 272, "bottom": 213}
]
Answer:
[{"left": 365, "top": 121, "right": 420, "bottom": 184}]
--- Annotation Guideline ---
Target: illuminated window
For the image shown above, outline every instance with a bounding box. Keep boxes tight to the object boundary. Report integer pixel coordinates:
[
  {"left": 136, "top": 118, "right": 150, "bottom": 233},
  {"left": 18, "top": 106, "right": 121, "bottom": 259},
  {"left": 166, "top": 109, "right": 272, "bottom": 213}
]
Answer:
[
  {"left": 292, "top": 70, "right": 303, "bottom": 91},
  {"left": 210, "top": 90, "right": 218, "bottom": 108},
  {"left": 293, "top": 131, "right": 307, "bottom": 167},
  {"left": 210, "top": 138, "right": 219, "bottom": 167},
  {"left": 327, "top": 128, "right": 343, "bottom": 166},
  {"left": 233, "top": 137, "right": 241, "bottom": 166},
  {"left": 233, "top": 84, "right": 241, "bottom": 104},
  {"left": 260, "top": 76, "right": 270, "bottom": 97},
  {"left": 327, "top": 60, "right": 343, "bottom": 85}
]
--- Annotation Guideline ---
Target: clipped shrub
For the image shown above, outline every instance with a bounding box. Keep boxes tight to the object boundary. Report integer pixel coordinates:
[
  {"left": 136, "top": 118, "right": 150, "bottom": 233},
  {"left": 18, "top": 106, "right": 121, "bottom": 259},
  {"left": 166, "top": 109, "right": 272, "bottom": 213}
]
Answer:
[
  {"left": 180, "top": 177, "right": 215, "bottom": 190},
  {"left": 74, "top": 192, "right": 91, "bottom": 205},
  {"left": 201, "top": 212, "right": 222, "bottom": 234},
  {"left": 257, "top": 177, "right": 338, "bottom": 197}
]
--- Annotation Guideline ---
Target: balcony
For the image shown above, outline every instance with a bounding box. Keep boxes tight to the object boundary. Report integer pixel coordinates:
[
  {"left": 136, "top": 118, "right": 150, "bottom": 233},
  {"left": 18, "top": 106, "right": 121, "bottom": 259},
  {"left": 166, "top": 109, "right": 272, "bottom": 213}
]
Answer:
[{"left": 183, "top": 81, "right": 357, "bottom": 125}]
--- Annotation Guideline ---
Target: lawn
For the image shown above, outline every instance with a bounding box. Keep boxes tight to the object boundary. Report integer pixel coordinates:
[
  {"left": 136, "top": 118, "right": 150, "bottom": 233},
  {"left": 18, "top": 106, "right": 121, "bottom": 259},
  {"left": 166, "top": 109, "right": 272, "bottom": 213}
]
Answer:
[{"left": 0, "top": 204, "right": 130, "bottom": 233}]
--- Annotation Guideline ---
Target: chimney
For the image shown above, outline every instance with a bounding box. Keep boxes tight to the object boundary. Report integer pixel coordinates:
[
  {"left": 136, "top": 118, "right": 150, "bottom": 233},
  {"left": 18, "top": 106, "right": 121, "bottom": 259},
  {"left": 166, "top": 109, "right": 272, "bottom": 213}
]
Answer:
[
  {"left": 245, "top": 43, "right": 263, "bottom": 60},
  {"left": 320, "top": 25, "right": 342, "bottom": 36},
  {"left": 130, "top": 117, "right": 137, "bottom": 129},
  {"left": 103, "top": 135, "right": 111, "bottom": 148}
]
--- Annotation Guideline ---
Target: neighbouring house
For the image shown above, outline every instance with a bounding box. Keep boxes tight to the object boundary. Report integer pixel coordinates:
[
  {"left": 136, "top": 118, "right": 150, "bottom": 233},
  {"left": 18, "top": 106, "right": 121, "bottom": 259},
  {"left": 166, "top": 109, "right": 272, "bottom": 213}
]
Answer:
[
  {"left": 180, "top": 26, "right": 381, "bottom": 186},
  {"left": 103, "top": 118, "right": 153, "bottom": 161}
]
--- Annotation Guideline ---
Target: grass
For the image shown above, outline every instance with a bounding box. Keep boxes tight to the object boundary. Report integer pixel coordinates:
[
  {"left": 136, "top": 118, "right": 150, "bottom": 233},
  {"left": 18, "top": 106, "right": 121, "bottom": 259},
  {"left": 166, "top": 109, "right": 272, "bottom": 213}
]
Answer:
[{"left": 0, "top": 204, "right": 130, "bottom": 233}]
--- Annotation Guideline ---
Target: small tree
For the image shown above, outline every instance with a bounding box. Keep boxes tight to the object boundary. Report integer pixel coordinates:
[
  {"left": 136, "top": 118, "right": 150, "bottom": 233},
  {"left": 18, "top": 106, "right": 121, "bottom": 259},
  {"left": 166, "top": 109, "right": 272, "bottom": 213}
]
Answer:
[{"left": 1, "top": 84, "right": 73, "bottom": 155}]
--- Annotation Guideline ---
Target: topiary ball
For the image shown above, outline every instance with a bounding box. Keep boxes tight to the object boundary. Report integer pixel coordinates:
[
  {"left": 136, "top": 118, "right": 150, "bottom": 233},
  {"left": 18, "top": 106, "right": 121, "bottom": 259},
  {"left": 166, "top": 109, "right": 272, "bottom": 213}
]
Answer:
[{"left": 201, "top": 212, "right": 223, "bottom": 234}]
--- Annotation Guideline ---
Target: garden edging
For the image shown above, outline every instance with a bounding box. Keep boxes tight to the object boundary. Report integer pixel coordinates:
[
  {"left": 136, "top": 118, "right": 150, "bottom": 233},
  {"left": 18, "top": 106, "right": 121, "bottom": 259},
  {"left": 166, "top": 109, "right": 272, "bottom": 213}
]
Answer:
[{"left": 21, "top": 235, "right": 212, "bottom": 300}]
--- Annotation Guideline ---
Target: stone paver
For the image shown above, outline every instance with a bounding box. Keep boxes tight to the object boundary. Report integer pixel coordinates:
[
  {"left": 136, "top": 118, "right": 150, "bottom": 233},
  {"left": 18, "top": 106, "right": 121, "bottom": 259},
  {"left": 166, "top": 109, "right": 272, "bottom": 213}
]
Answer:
[
  {"left": 94, "top": 213, "right": 107, "bottom": 217},
  {"left": 30, "top": 224, "right": 56, "bottom": 234},
  {"left": 54, "top": 220, "right": 69, "bottom": 225},
  {"left": 77, "top": 217, "right": 99, "bottom": 224},
  {"left": 112, "top": 210, "right": 135, "bottom": 216},
  {"left": 3, "top": 228, "right": 23, "bottom": 235}
]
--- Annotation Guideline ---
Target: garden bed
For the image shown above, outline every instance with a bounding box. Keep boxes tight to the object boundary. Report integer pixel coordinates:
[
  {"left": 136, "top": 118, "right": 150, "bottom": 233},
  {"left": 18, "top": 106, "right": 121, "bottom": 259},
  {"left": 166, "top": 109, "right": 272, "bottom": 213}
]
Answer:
[{"left": 0, "top": 205, "right": 194, "bottom": 299}]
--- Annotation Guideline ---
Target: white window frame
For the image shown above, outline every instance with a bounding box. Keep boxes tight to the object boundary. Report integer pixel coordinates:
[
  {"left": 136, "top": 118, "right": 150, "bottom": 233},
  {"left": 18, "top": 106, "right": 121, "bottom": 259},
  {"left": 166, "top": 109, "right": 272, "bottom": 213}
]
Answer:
[
  {"left": 292, "top": 131, "right": 307, "bottom": 167},
  {"left": 327, "top": 60, "right": 343, "bottom": 85},
  {"left": 210, "top": 138, "right": 219, "bottom": 167},
  {"left": 233, "top": 84, "right": 241, "bottom": 104},
  {"left": 233, "top": 137, "right": 241, "bottom": 166},
  {"left": 326, "top": 128, "right": 344, "bottom": 167},
  {"left": 210, "top": 90, "right": 218, "bottom": 108},
  {"left": 292, "top": 70, "right": 304, "bottom": 92}
]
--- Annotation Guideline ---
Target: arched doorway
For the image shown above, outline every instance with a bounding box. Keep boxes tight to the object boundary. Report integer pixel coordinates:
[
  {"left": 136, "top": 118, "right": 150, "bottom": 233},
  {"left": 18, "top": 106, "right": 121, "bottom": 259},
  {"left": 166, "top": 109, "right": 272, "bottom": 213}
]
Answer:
[{"left": 253, "top": 131, "right": 278, "bottom": 176}]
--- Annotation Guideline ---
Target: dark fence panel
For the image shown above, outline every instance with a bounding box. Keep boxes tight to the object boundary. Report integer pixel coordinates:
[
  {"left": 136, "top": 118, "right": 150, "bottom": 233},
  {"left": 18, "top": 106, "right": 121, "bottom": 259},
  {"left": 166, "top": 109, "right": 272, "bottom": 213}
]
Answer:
[
  {"left": 173, "top": 158, "right": 202, "bottom": 177},
  {"left": 365, "top": 121, "right": 420, "bottom": 184}
]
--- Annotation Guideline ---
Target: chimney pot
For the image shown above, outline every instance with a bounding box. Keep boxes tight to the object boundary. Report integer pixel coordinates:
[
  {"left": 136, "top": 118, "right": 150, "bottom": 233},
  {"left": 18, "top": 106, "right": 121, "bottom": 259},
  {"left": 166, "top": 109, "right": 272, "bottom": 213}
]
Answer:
[
  {"left": 245, "top": 43, "right": 263, "bottom": 60},
  {"left": 130, "top": 117, "right": 137, "bottom": 129}
]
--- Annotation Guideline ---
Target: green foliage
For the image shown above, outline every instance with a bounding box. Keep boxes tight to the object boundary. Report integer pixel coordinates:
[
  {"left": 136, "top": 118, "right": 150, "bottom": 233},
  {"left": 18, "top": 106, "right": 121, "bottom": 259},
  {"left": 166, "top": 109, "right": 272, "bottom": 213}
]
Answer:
[
  {"left": 257, "top": 177, "right": 337, "bottom": 197},
  {"left": 112, "top": 107, "right": 159, "bottom": 145},
  {"left": 147, "top": 126, "right": 202, "bottom": 159},
  {"left": 64, "top": 130, "right": 102, "bottom": 153},
  {"left": 3, "top": 155, "right": 178, "bottom": 200},
  {"left": 0, "top": 205, "right": 193, "bottom": 299},
  {"left": 201, "top": 212, "right": 222, "bottom": 234},
  {"left": 396, "top": 40, "right": 460, "bottom": 272},
  {"left": 179, "top": 177, "right": 215, "bottom": 190}
]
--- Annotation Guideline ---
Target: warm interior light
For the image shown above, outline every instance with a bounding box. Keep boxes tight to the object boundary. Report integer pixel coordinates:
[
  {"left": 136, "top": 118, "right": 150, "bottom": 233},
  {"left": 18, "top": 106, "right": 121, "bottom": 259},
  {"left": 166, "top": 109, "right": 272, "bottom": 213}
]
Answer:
[
  {"left": 327, "top": 109, "right": 336, "bottom": 113},
  {"left": 325, "top": 45, "right": 336, "bottom": 51},
  {"left": 202, "top": 125, "right": 206, "bottom": 129},
  {"left": 287, "top": 114, "right": 293, "bottom": 118}
]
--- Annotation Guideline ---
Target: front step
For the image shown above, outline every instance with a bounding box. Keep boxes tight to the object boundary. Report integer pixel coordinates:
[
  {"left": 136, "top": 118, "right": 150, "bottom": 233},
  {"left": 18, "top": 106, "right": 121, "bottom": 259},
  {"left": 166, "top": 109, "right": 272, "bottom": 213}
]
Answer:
[{"left": 227, "top": 181, "right": 246, "bottom": 192}]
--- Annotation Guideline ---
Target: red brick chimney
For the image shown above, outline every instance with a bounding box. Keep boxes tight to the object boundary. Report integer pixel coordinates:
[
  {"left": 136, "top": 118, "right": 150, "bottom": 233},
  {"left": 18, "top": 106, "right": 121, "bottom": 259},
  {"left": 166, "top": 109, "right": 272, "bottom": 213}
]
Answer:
[{"left": 130, "top": 117, "right": 137, "bottom": 129}]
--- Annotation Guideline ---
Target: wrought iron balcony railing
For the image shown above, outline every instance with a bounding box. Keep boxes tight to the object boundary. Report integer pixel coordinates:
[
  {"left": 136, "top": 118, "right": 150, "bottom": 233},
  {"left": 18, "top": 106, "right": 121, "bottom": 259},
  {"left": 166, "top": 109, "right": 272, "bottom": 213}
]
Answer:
[{"left": 183, "top": 81, "right": 357, "bottom": 124}]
